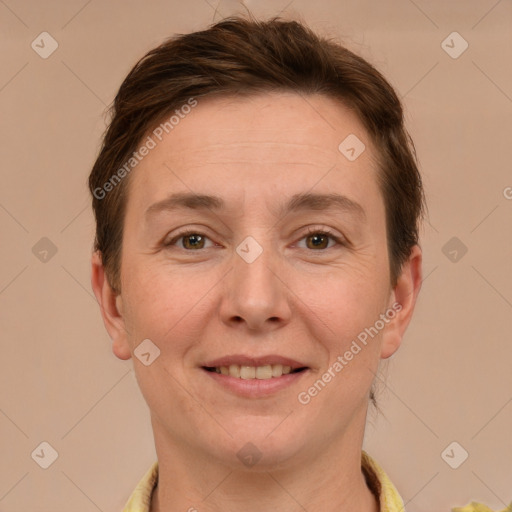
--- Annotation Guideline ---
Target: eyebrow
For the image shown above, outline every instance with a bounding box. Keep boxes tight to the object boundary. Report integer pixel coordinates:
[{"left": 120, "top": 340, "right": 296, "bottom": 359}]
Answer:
[{"left": 145, "top": 191, "right": 366, "bottom": 221}]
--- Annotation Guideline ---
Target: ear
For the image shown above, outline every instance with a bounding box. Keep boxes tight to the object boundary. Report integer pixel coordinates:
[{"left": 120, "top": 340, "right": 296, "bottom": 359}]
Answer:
[
  {"left": 91, "top": 251, "right": 132, "bottom": 360},
  {"left": 380, "top": 245, "right": 423, "bottom": 359}
]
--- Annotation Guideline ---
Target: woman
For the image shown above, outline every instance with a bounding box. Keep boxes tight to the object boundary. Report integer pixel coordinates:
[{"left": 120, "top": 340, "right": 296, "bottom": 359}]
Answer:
[{"left": 89, "top": 14, "right": 425, "bottom": 511}]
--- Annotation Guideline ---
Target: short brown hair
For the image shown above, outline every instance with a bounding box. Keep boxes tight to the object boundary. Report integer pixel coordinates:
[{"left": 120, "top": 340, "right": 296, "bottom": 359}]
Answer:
[{"left": 89, "top": 14, "right": 424, "bottom": 294}]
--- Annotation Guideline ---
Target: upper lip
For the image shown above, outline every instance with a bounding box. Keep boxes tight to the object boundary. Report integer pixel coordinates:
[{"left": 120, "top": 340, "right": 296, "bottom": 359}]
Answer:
[{"left": 202, "top": 355, "right": 308, "bottom": 370}]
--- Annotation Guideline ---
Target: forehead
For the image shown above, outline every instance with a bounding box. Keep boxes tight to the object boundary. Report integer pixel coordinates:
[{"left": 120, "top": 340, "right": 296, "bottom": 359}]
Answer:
[
  {"left": 161, "top": 92, "right": 369, "bottom": 161},
  {"left": 127, "top": 92, "right": 380, "bottom": 211}
]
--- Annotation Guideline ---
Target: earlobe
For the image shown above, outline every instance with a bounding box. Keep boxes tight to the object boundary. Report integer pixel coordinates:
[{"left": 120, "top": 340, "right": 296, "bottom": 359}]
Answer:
[
  {"left": 91, "top": 251, "right": 132, "bottom": 361},
  {"left": 380, "top": 245, "right": 423, "bottom": 359}
]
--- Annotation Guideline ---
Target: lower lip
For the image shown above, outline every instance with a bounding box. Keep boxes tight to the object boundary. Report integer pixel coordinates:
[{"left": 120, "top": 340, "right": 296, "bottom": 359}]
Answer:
[{"left": 202, "top": 368, "right": 309, "bottom": 398}]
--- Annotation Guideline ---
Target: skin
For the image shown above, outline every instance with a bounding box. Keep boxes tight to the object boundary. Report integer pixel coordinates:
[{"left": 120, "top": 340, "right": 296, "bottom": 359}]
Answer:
[{"left": 92, "top": 91, "right": 422, "bottom": 512}]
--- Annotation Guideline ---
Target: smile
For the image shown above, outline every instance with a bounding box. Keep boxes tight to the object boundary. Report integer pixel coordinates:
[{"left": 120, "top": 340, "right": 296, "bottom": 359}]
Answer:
[
  {"left": 201, "top": 356, "right": 310, "bottom": 398},
  {"left": 203, "top": 364, "right": 307, "bottom": 380}
]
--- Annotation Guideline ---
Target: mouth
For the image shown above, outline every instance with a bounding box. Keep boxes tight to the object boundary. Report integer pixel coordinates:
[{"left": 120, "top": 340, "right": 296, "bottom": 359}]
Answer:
[{"left": 200, "top": 355, "right": 310, "bottom": 397}]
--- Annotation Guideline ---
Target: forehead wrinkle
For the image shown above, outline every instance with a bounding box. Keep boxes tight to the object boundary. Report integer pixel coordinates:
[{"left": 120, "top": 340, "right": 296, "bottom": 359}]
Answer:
[
  {"left": 167, "top": 161, "right": 336, "bottom": 171},
  {"left": 165, "top": 141, "right": 340, "bottom": 160},
  {"left": 165, "top": 143, "right": 340, "bottom": 173}
]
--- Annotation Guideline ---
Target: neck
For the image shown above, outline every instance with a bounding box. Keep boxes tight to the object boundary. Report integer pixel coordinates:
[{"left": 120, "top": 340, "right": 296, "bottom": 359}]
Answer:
[
  {"left": 152, "top": 476, "right": 378, "bottom": 512},
  {"left": 149, "top": 413, "right": 379, "bottom": 512}
]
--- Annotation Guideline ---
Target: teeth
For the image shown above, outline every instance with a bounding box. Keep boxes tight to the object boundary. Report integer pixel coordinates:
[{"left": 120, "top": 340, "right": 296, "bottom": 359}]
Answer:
[
  {"left": 229, "top": 364, "right": 241, "bottom": 378},
  {"left": 240, "top": 366, "right": 256, "bottom": 379},
  {"left": 256, "top": 365, "right": 272, "bottom": 379},
  {"left": 272, "top": 364, "right": 283, "bottom": 377},
  {"left": 214, "top": 364, "right": 300, "bottom": 380}
]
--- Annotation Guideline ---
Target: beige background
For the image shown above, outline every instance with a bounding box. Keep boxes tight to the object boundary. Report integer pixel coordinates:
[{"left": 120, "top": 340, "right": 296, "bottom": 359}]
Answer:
[{"left": 1, "top": 0, "right": 511, "bottom": 510}]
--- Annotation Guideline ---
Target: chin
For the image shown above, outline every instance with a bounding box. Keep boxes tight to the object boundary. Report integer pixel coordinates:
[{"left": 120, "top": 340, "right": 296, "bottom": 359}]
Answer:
[{"left": 209, "top": 424, "right": 308, "bottom": 472}]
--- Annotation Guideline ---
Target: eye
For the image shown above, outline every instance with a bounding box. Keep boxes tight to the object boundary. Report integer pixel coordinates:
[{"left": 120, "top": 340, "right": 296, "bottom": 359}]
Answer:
[
  {"left": 164, "top": 228, "right": 344, "bottom": 251},
  {"left": 296, "top": 228, "right": 343, "bottom": 250},
  {"left": 164, "top": 230, "right": 215, "bottom": 250}
]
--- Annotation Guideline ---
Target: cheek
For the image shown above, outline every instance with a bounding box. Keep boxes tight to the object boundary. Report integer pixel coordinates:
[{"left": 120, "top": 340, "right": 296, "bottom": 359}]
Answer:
[
  {"left": 121, "top": 260, "right": 216, "bottom": 350},
  {"left": 292, "top": 259, "right": 389, "bottom": 329},
  {"left": 289, "top": 264, "right": 390, "bottom": 396},
  {"left": 298, "top": 277, "right": 386, "bottom": 408}
]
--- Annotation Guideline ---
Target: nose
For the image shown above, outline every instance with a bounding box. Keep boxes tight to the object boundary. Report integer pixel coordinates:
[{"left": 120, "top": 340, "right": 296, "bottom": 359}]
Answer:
[{"left": 219, "top": 241, "right": 292, "bottom": 332}]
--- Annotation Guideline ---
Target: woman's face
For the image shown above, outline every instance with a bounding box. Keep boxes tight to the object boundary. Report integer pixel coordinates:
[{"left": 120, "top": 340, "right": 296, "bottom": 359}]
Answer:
[{"left": 97, "top": 92, "right": 420, "bottom": 469}]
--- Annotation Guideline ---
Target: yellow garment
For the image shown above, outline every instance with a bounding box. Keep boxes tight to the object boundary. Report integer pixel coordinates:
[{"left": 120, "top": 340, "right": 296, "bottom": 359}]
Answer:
[
  {"left": 123, "top": 460, "right": 158, "bottom": 512},
  {"left": 452, "top": 504, "right": 512, "bottom": 512},
  {"left": 361, "top": 450, "right": 406, "bottom": 511},
  {"left": 122, "top": 450, "right": 405, "bottom": 511}
]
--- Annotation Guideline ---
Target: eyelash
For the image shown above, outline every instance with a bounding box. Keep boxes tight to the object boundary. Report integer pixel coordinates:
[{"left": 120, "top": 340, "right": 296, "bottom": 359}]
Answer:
[{"left": 164, "top": 227, "right": 344, "bottom": 251}]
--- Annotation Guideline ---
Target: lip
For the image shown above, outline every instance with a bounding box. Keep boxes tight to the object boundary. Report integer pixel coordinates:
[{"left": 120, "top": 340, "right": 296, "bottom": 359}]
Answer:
[
  {"left": 202, "top": 367, "right": 310, "bottom": 398},
  {"left": 202, "top": 354, "right": 307, "bottom": 370},
  {"left": 200, "top": 354, "right": 310, "bottom": 398}
]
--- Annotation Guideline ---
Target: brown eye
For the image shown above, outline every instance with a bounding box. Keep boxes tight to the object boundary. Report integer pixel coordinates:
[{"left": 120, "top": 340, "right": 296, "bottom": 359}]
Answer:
[
  {"left": 297, "top": 229, "right": 341, "bottom": 250},
  {"left": 181, "top": 233, "right": 206, "bottom": 249},
  {"left": 305, "top": 233, "right": 330, "bottom": 250},
  {"left": 165, "top": 231, "right": 214, "bottom": 250}
]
